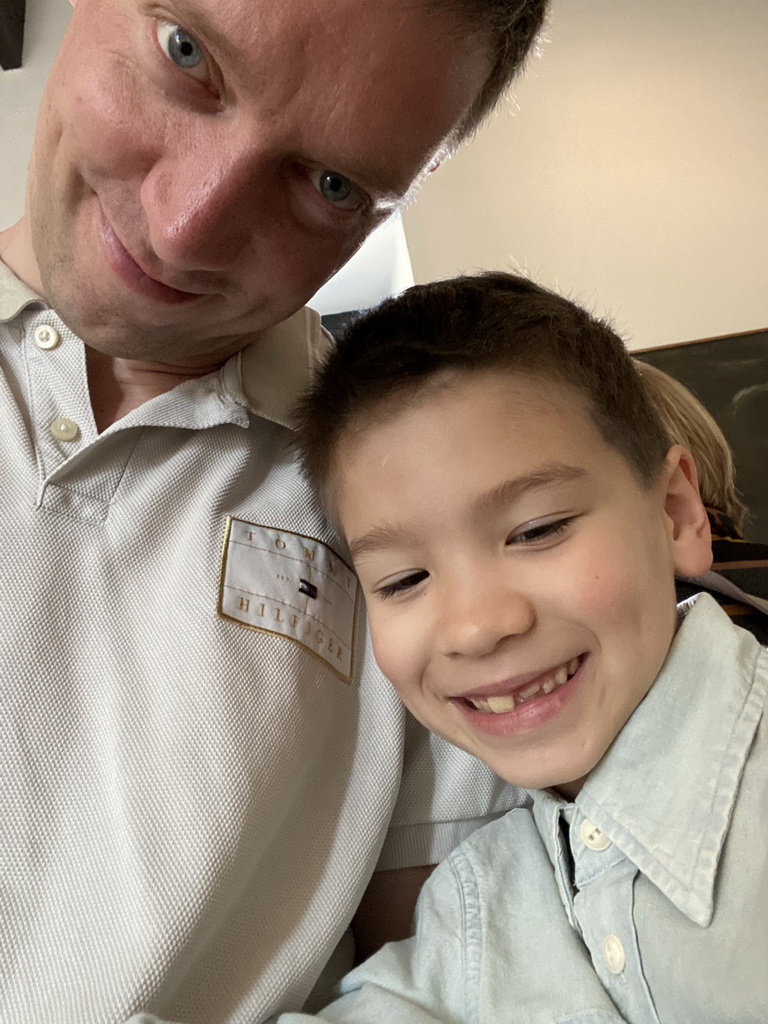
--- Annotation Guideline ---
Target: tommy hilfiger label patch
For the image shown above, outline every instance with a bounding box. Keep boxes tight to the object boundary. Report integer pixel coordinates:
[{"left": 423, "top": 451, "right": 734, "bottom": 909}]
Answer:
[{"left": 218, "top": 517, "right": 359, "bottom": 682}]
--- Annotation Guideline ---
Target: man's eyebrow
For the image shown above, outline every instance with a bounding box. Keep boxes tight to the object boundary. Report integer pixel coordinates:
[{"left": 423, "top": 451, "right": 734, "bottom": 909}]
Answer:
[
  {"left": 348, "top": 463, "right": 587, "bottom": 561},
  {"left": 474, "top": 463, "right": 587, "bottom": 517},
  {"left": 332, "top": 160, "right": 416, "bottom": 208}
]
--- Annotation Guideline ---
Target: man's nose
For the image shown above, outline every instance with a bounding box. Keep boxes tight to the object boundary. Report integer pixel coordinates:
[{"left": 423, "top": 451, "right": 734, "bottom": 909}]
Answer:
[
  {"left": 140, "top": 142, "right": 271, "bottom": 272},
  {"left": 436, "top": 577, "right": 535, "bottom": 660}
]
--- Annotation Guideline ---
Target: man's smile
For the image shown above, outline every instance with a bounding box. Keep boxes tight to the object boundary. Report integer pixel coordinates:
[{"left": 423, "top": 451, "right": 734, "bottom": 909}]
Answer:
[{"left": 97, "top": 208, "right": 204, "bottom": 305}]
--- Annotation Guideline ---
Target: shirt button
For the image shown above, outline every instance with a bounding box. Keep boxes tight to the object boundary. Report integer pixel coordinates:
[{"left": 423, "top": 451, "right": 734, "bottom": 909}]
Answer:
[
  {"left": 580, "top": 818, "right": 612, "bottom": 851},
  {"left": 34, "top": 325, "right": 61, "bottom": 350},
  {"left": 50, "top": 417, "right": 80, "bottom": 442},
  {"left": 603, "top": 933, "right": 626, "bottom": 974}
]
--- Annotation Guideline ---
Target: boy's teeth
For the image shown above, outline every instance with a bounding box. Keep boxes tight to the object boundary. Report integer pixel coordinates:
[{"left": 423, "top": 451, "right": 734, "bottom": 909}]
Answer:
[
  {"left": 467, "top": 656, "right": 581, "bottom": 713},
  {"left": 517, "top": 681, "right": 542, "bottom": 702},
  {"left": 485, "top": 694, "right": 517, "bottom": 714}
]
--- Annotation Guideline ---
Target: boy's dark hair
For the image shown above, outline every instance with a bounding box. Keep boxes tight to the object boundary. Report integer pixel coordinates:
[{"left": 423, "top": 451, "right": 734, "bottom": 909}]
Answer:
[{"left": 296, "top": 272, "right": 672, "bottom": 509}]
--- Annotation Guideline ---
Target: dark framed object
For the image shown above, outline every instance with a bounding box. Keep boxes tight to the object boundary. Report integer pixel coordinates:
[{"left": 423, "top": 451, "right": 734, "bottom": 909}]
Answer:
[
  {"left": 0, "top": 0, "right": 26, "bottom": 70},
  {"left": 635, "top": 328, "right": 768, "bottom": 544}
]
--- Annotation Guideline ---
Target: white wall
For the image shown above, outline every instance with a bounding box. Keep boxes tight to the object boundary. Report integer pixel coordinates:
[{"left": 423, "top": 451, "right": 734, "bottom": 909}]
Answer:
[
  {"left": 309, "top": 213, "right": 414, "bottom": 316},
  {"left": 403, "top": 0, "right": 768, "bottom": 349}
]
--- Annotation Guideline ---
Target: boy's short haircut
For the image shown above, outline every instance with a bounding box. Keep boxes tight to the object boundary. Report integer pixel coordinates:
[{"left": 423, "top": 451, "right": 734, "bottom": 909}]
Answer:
[
  {"left": 296, "top": 272, "right": 672, "bottom": 510},
  {"left": 635, "top": 361, "right": 747, "bottom": 534}
]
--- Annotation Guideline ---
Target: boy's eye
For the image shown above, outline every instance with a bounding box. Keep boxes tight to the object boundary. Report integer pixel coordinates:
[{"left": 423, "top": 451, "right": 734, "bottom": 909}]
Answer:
[
  {"left": 508, "top": 516, "right": 575, "bottom": 546},
  {"left": 308, "top": 168, "right": 366, "bottom": 211},
  {"left": 157, "top": 22, "right": 208, "bottom": 80},
  {"left": 375, "top": 569, "right": 430, "bottom": 599}
]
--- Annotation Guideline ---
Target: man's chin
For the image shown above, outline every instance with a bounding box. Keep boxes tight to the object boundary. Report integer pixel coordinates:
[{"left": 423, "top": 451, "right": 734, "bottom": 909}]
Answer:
[{"left": 39, "top": 252, "right": 311, "bottom": 363}]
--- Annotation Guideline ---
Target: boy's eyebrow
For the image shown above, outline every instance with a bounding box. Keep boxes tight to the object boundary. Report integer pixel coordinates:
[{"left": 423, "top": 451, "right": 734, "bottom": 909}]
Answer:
[
  {"left": 349, "top": 523, "right": 414, "bottom": 562},
  {"left": 474, "top": 463, "right": 587, "bottom": 517},
  {"left": 348, "top": 463, "right": 587, "bottom": 561}
]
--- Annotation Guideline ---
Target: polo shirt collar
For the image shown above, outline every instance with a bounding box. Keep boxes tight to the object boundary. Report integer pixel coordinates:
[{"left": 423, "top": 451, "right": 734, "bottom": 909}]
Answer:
[
  {"left": 0, "top": 258, "right": 331, "bottom": 433},
  {"left": 220, "top": 306, "right": 332, "bottom": 431},
  {"left": 534, "top": 594, "right": 766, "bottom": 927},
  {"left": 0, "top": 259, "right": 46, "bottom": 321}
]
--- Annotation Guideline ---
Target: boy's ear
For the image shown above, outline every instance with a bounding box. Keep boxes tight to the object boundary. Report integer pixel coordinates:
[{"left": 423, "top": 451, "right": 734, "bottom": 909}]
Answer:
[{"left": 662, "top": 445, "right": 713, "bottom": 578}]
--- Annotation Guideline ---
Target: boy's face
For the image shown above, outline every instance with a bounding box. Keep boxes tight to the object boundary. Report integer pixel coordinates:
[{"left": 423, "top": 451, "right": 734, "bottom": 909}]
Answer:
[{"left": 335, "top": 370, "right": 711, "bottom": 794}]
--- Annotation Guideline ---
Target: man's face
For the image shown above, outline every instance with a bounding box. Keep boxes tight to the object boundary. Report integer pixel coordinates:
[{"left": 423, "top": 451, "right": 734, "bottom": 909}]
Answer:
[
  {"left": 27, "top": 0, "right": 488, "bottom": 364},
  {"left": 334, "top": 370, "right": 711, "bottom": 795}
]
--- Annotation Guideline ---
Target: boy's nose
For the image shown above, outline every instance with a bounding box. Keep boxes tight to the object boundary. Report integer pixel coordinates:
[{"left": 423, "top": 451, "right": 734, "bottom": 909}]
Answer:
[{"left": 436, "top": 580, "right": 535, "bottom": 659}]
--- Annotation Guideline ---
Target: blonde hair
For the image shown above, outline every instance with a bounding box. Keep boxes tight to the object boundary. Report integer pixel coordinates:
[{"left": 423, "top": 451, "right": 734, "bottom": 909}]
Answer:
[{"left": 635, "top": 360, "right": 746, "bottom": 535}]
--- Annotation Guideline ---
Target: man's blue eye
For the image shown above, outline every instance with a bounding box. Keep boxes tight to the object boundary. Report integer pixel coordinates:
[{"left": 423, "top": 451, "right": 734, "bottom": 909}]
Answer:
[
  {"left": 157, "top": 22, "right": 207, "bottom": 77},
  {"left": 307, "top": 168, "right": 368, "bottom": 211},
  {"left": 308, "top": 169, "right": 366, "bottom": 211},
  {"left": 319, "top": 171, "right": 353, "bottom": 204}
]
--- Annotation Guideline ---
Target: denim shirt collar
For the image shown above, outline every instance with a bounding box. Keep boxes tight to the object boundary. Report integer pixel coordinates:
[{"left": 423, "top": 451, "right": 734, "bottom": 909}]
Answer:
[{"left": 532, "top": 594, "right": 766, "bottom": 927}]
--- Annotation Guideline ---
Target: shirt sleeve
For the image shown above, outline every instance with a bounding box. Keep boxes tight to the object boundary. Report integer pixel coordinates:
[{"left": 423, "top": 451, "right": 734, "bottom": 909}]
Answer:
[
  {"left": 376, "top": 711, "right": 528, "bottom": 870},
  {"left": 268, "top": 852, "right": 471, "bottom": 1024}
]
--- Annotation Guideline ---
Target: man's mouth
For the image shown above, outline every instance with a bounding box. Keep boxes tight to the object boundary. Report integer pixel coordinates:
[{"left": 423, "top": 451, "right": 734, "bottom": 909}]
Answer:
[
  {"left": 461, "top": 657, "right": 583, "bottom": 714},
  {"left": 98, "top": 209, "right": 205, "bottom": 305}
]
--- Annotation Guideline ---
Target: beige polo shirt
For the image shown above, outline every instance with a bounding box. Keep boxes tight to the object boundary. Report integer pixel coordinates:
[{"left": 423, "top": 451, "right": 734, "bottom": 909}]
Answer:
[{"left": 0, "top": 262, "right": 522, "bottom": 1024}]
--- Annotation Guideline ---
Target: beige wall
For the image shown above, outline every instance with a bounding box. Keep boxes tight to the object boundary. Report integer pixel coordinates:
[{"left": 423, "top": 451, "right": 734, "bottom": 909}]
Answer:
[
  {"left": 404, "top": 0, "right": 768, "bottom": 350},
  {"left": 0, "top": 0, "right": 71, "bottom": 228}
]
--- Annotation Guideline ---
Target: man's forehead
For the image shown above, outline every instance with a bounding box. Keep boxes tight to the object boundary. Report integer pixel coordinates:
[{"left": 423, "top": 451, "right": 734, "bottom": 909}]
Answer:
[
  {"left": 162, "top": 0, "right": 473, "bottom": 62},
  {"left": 139, "top": 0, "right": 489, "bottom": 194}
]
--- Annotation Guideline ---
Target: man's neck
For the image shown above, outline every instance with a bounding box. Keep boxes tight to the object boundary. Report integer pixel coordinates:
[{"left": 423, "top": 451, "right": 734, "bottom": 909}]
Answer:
[
  {"left": 86, "top": 348, "right": 226, "bottom": 431},
  {"left": 1, "top": 219, "right": 231, "bottom": 431},
  {"left": 0, "top": 219, "right": 44, "bottom": 295}
]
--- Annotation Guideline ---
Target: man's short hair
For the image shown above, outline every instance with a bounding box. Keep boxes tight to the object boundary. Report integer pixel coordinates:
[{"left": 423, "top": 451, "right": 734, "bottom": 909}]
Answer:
[
  {"left": 296, "top": 272, "right": 672, "bottom": 513},
  {"left": 437, "top": 0, "right": 550, "bottom": 143}
]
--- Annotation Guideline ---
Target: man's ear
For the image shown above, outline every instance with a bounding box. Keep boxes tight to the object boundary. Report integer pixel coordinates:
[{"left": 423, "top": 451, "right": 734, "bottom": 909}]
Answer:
[{"left": 662, "top": 445, "right": 713, "bottom": 578}]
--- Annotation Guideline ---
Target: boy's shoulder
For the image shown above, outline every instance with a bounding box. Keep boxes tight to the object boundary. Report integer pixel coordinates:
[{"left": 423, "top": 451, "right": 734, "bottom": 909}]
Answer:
[
  {"left": 677, "top": 567, "right": 768, "bottom": 645},
  {"left": 572, "top": 593, "right": 766, "bottom": 921},
  {"left": 665, "top": 590, "right": 767, "bottom": 692}
]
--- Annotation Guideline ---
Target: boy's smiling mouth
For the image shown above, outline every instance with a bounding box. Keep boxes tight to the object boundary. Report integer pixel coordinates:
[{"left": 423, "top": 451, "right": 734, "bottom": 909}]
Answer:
[{"left": 455, "top": 656, "right": 584, "bottom": 714}]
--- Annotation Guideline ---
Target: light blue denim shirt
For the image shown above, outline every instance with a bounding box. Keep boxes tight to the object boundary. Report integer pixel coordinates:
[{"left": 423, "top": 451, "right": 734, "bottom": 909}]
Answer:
[{"left": 274, "top": 594, "right": 768, "bottom": 1024}]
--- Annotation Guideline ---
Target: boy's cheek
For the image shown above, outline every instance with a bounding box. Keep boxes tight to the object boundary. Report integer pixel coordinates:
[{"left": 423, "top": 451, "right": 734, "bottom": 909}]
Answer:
[
  {"left": 570, "top": 525, "right": 670, "bottom": 613},
  {"left": 369, "top": 617, "right": 416, "bottom": 690}
]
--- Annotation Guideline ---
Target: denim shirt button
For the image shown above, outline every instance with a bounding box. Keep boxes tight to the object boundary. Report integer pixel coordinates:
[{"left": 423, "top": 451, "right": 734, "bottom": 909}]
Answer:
[
  {"left": 603, "top": 933, "right": 626, "bottom": 974},
  {"left": 579, "top": 818, "right": 612, "bottom": 851}
]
